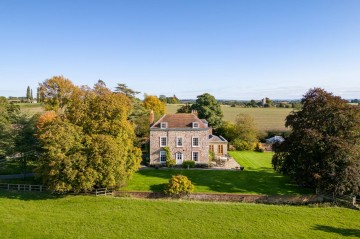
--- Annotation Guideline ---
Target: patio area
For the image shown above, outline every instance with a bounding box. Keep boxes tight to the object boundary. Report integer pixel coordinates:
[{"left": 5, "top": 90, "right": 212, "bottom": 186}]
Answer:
[{"left": 211, "top": 156, "right": 242, "bottom": 170}]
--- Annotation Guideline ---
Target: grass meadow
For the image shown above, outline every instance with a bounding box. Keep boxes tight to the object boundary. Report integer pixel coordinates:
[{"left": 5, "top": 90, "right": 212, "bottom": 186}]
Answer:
[
  {"left": 0, "top": 190, "right": 359, "bottom": 239},
  {"left": 166, "top": 104, "right": 292, "bottom": 131},
  {"left": 12, "top": 103, "right": 292, "bottom": 131},
  {"left": 16, "top": 103, "right": 43, "bottom": 115},
  {"left": 125, "top": 151, "right": 309, "bottom": 195}
]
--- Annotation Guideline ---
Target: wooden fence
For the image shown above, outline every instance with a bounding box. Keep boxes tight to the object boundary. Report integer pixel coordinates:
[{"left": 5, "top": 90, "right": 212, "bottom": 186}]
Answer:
[
  {"left": 317, "top": 189, "right": 359, "bottom": 209},
  {"left": 0, "top": 183, "right": 43, "bottom": 192},
  {"left": 92, "top": 188, "right": 113, "bottom": 196}
]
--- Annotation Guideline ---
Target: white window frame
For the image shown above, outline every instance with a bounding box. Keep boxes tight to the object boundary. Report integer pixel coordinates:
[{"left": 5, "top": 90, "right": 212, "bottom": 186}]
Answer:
[
  {"left": 192, "top": 151, "right": 199, "bottom": 162},
  {"left": 192, "top": 122, "right": 199, "bottom": 128},
  {"left": 160, "top": 122, "right": 167, "bottom": 129},
  {"left": 160, "top": 136, "right": 167, "bottom": 147},
  {"left": 176, "top": 137, "right": 183, "bottom": 147},
  {"left": 192, "top": 137, "right": 199, "bottom": 147},
  {"left": 160, "top": 151, "right": 167, "bottom": 163}
]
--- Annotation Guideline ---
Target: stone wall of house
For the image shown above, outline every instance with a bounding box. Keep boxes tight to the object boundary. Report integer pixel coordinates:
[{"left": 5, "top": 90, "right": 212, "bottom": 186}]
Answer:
[{"left": 150, "top": 129, "right": 210, "bottom": 165}]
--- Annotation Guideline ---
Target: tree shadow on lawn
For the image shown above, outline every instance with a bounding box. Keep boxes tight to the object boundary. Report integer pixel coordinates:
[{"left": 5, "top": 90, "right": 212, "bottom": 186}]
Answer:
[
  {"left": 0, "top": 190, "right": 65, "bottom": 201},
  {"left": 313, "top": 225, "right": 360, "bottom": 238},
  {"left": 136, "top": 168, "right": 311, "bottom": 195}
]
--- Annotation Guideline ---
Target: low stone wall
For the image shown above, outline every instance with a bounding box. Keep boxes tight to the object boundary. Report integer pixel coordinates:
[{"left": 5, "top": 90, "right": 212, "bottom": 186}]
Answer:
[{"left": 114, "top": 191, "right": 323, "bottom": 205}]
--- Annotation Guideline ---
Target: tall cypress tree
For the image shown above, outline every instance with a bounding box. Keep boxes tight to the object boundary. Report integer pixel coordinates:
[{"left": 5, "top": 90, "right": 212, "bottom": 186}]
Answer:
[{"left": 26, "top": 86, "right": 31, "bottom": 100}]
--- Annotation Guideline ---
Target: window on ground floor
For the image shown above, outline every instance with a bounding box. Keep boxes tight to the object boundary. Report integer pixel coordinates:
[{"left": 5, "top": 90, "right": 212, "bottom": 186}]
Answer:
[
  {"left": 160, "top": 151, "right": 167, "bottom": 163},
  {"left": 192, "top": 151, "right": 199, "bottom": 162}
]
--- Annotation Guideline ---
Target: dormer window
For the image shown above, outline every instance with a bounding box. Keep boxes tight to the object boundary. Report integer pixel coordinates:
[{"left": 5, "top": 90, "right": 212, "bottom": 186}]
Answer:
[
  {"left": 160, "top": 122, "right": 168, "bottom": 129},
  {"left": 192, "top": 122, "right": 199, "bottom": 128}
]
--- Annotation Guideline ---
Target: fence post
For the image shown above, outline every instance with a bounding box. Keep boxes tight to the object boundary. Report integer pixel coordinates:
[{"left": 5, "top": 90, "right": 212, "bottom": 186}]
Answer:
[
  {"left": 18, "top": 184, "right": 20, "bottom": 191},
  {"left": 105, "top": 189, "right": 107, "bottom": 196},
  {"left": 7, "top": 184, "right": 9, "bottom": 190},
  {"left": 353, "top": 197, "right": 356, "bottom": 206},
  {"left": 29, "top": 185, "right": 32, "bottom": 191},
  {"left": 40, "top": 185, "right": 42, "bottom": 192}
]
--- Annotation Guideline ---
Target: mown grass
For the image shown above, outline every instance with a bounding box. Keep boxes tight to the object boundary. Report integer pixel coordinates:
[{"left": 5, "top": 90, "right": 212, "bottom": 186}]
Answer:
[
  {"left": 0, "top": 190, "right": 359, "bottom": 239},
  {"left": 166, "top": 104, "right": 292, "bottom": 131},
  {"left": 125, "top": 151, "right": 309, "bottom": 195}
]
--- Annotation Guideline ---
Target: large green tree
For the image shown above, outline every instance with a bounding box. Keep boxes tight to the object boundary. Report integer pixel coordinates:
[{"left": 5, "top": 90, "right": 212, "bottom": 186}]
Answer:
[
  {"left": 217, "top": 114, "right": 259, "bottom": 150},
  {"left": 272, "top": 88, "right": 360, "bottom": 195},
  {"left": 191, "top": 93, "right": 223, "bottom": 128},
  {"left": 37, "top": 79, "right": 142, "bottom": 193}
]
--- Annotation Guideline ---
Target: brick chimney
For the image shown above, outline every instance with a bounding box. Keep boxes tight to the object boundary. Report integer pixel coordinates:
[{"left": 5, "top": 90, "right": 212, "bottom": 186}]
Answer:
[{"left": 149, "top": 110, "right": 154, "bottom": 125}]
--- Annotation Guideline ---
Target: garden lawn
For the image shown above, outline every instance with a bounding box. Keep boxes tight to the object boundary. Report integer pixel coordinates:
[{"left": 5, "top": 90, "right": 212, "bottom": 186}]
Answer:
[
  {"left": 0, "top": 191, "right": 359, "bottom": 239},
  {"left": 125, "top": 151, "right": 310, "bottom": 195}
]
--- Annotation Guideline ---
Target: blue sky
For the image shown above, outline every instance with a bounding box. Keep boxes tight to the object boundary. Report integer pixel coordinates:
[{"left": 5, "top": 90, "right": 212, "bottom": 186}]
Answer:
[{"left": 1, "top": 0, "right": 359, "bottom": 100}]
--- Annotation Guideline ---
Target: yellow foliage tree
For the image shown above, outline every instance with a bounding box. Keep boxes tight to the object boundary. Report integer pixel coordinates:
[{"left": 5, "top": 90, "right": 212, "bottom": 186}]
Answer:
[{"left": 143, "top": 95, "right": 165, "bottom": 119}]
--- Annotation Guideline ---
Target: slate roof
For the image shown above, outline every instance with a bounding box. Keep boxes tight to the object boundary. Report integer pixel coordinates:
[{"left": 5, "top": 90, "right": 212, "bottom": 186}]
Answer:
[
  {"left": 266, "top": 136, "right": 285, "bottom": 144},
  {"left": 151, "top": 113, "right": 208, "bottom": 129},
  {"left": 209, "top": 135, "right": 228, "bottom": 142}
]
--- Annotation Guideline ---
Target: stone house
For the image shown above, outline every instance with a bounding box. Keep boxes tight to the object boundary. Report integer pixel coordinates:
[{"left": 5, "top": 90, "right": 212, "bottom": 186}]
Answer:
[{"left": 149, "top": 113, "right": 228, "bottom": 165}]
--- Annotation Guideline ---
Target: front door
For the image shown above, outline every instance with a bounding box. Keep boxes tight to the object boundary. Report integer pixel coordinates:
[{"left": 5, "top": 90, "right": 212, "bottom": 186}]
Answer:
[{"left": 176, "top": 152, "right": 183, "bottom": 165}]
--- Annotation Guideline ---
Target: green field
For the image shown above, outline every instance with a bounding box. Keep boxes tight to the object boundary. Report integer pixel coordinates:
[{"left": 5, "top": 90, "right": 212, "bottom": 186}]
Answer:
[
  {"left": 0, "top": 190, "right": 359, "bottom": 239},
  {"left": 16, "top": 103, "right": 43, "bottom": 115},
  {"left": 125, "top": 151, "right": 309, "bottom": 195},
  {"left": 166, "top": 104, "right": 292, "bottom": 131},
  {"left": 12, "top": 103, "right": 291, "bottom": 131}
]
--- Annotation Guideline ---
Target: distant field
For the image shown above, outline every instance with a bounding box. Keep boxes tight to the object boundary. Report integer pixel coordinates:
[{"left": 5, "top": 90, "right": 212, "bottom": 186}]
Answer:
[
  {"left": 1, "top": 191, "right": 359, "bottom": 239},
  {"left": 166, "top": 104, "right": 293, "bottom": 131},
  {"left": 16, "top": 103, "right": 43, "bottom": 115}
]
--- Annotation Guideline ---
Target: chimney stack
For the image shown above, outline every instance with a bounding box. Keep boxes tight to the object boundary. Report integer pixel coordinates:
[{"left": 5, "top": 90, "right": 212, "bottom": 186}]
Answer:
[{"left": 149, "top": 110, "right": 154, "bottom": 125}]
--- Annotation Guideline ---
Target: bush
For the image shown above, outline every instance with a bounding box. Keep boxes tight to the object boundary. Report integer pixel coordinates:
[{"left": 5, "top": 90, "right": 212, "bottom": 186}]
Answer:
[
  {"left": 182, "top": 160, "right": 195, "bottom": 169},
  {"left": 233, "top": 139, "right": 254, "bottom": 151},
  {"left": 164, "top": 175, "right": 195, "bottom": 196},
  {"left": 209, "top": 150, "right": 216, "bottom": 161},
  {"left": 254, "top": 143, "right": 264, "bottom": 152}
]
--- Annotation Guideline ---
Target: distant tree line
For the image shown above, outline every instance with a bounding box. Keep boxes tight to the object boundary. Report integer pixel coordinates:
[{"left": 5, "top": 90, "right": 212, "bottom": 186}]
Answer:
[{"left": 159, "top": 94, "right": 181, "bottom": 104}]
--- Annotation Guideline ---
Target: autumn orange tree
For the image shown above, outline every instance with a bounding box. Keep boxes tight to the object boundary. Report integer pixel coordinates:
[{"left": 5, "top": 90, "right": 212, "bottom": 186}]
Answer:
[{"left": 37, "top": 78, "right": 141, "bottom": 193}]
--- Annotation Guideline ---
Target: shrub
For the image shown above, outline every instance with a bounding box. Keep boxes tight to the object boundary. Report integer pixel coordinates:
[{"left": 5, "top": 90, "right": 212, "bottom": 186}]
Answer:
[
  {"left": 233, "top": 139, "right": 254, "bottom": 151},
  {"left": 209, "top": 150, "right": 216, "bottom": 161},
  {"left": 182, "top": 160, "right": 195, "bottom": 169},
  {"left": 164, "top": 175, "right": 195, "bottom": 196},
  {"left": 166, "top": 159, "right": 176, "bottom": 168},
  {"left": 254, "top": 143, "right": 264, "bottom": 152}
]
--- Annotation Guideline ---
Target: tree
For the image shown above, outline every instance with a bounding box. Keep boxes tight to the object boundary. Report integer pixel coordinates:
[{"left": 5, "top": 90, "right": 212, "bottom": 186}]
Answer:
[
  {"left": 143, "top": 95, "right": 166, "bottom": 118},
  {"left": 11, "top": 113, "right": 39, "bottom": 174},
  {"left": 176, "top": 103, "right": 192, "bottom": 113},
  {"left": 115, "top": 83, "right": 140, "bottom": 97},
  {"left": 30, "top": 89, "right": 33, "bottom": 101},
  {"left": 272, "top": 88, "right": 360, "bottom": 195},
  {"left": 191, "top": 93, "right": 223, "bottom": 128},
  {"left": 26, "top": 86, "right": 31, "bottom": 101},
  {"left": 159, "top": 95, "right": 167, "bottom": 103},
  {"left": 37, "top": 80, "right": 142, "bottom": 193},
  {"left": 217, "top": 114, "right": 259, "bottom": 150},
  {"left": 36, "top": 87, "right": 41, "bottom": 102},
  {"left": 39, "top": 76, "right": 79, "bottom": 112}
]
